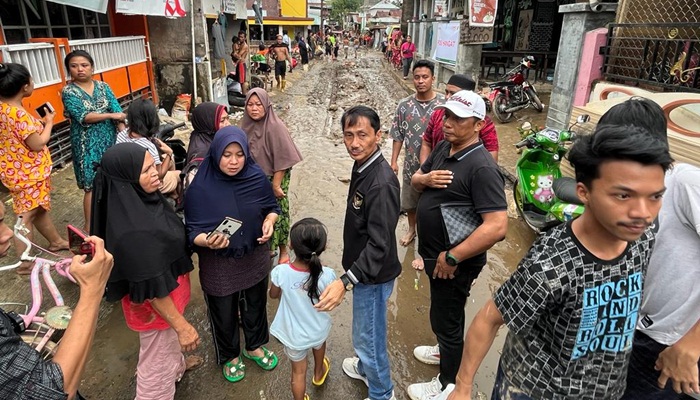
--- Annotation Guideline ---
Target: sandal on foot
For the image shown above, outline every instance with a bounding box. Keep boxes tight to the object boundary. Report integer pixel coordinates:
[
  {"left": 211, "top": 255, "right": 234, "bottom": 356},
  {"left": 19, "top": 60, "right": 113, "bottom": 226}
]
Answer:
[
  {"left": 222, "top": 358, "right": 246, "bottom": 382},
  {"left": 312, "top": 357, "right": 330, "bottom": 386},
  {"left": 242, "top": 347, "right": 278, "bottom": 371},
  {"left": 304, "top": 395, "right": 310, "bottom": 400}
]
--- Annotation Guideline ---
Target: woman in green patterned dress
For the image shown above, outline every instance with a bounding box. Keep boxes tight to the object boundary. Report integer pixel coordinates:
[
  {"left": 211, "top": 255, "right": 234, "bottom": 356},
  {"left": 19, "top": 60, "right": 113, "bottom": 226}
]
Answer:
[
  {"left": 241, "top": 88, "right": 302, "bottom": 263},
  {"left": 62, "top": 50, "right": 126, "bottom": 232}
]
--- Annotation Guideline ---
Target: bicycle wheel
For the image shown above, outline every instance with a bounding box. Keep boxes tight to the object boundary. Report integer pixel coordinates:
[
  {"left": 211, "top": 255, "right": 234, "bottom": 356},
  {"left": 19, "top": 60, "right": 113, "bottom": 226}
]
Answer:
[{"left": 21, "top": 322, "right": 59, "bottom": 360}]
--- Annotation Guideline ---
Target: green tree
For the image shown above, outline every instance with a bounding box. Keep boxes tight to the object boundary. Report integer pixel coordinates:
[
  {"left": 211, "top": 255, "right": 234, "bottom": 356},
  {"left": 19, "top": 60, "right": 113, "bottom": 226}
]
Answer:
[{"left": 329, "top": 0, "right": 362, "bottom": 23}]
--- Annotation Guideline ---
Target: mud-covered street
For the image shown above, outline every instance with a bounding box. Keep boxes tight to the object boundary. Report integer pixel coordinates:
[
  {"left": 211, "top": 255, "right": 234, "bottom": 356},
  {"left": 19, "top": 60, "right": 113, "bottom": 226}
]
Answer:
[{"left": 0, "top": 50, "right": 550, "bottom": 399}]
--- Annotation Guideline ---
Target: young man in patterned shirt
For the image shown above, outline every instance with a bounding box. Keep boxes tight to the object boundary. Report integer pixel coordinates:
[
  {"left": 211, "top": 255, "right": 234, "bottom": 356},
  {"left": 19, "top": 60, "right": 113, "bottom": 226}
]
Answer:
[{"left": 445, "top": 122, "right": 673, "bottom": 400}]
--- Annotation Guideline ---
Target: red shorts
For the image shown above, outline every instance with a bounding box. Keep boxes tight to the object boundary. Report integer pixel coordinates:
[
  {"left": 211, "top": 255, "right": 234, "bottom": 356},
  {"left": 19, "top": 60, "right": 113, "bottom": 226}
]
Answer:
[{"left": 236, "top": 62, "right": 247, "bottom": 83}]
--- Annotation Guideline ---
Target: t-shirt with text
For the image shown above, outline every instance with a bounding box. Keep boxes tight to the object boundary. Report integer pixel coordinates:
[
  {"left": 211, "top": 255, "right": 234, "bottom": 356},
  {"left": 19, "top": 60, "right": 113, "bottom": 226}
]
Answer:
[{"left": 494, "top": 221, "right": 654, "bottom": 399}]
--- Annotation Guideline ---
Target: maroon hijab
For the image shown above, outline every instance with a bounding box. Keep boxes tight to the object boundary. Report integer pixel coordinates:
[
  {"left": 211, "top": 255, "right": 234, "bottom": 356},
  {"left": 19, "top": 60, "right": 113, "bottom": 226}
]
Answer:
[{"left": 240, "top": 88, "right": 302, "bottom": 176}]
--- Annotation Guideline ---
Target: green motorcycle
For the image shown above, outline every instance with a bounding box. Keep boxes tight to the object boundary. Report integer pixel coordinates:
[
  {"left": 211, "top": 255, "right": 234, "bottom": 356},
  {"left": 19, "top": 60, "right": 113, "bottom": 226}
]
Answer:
[{"left": 513, "top": 115, "right": 590, "bottom": 231}]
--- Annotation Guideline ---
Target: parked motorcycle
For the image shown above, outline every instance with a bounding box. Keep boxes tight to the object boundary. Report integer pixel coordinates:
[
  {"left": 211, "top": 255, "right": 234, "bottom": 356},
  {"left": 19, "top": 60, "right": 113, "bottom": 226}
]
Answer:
[
  {"left": 155, "top": 122, "right": 187, "bottom": 171},
  {"left": 226, "top": 72, "right": 247, "bottom": 108},
  {"left": 513, "top": 114, "right": 590, "bottom": 232},
  {"left": 488, "top": 55, "right": 544, "bottom": 123}
]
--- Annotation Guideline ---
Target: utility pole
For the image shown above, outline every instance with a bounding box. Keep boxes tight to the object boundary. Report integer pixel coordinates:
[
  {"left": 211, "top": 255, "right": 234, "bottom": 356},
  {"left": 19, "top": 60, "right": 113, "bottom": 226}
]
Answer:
[{"left": 321, "top": 0, "right": 325, "bottom": 33}]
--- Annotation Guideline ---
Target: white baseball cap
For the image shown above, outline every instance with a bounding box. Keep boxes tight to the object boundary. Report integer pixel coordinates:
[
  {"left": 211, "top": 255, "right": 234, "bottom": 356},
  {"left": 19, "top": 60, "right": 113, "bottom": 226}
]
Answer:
[{"left": 435, "top": 90, "right": 486, "bottom": 120}]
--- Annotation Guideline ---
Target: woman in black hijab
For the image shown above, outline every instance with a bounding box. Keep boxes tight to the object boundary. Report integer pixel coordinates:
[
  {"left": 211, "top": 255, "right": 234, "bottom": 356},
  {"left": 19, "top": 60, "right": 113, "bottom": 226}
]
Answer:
[
  {"left": 185, "top": 127, "right": 281, "bottom": 383},
  {"left": 91, "top": 143, "right": 203, "bottom": 399}
]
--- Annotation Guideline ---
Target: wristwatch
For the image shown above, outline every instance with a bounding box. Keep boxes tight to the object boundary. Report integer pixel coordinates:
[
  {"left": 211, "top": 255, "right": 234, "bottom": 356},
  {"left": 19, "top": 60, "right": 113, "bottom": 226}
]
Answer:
[
  {"left": 445, "top": 252, "right": 459, "bottom": 267},
  {"left": 340, "top": 274, "right": 354, "bottom": 291}
]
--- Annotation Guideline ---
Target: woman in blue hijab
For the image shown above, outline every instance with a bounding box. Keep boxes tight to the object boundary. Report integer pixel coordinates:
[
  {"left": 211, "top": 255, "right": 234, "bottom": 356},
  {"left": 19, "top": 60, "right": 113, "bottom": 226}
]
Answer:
[{"left": 184, "top": 126, "right": 281, "bottom": 383}]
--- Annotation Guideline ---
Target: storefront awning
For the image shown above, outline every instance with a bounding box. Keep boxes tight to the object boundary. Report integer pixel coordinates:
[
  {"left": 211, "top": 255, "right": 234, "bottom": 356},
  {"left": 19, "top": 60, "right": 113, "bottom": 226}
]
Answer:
[{"left": 248, "top": 18, "right": 315, "bottom": 26}]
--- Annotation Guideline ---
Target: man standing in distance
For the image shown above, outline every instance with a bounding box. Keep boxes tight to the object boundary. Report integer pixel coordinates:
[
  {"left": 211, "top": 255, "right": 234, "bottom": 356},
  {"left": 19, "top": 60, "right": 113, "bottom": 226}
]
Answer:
[
  {"left": 390, "top": 60, "right": 444, "bottom": 247},
  {"left": 407, "top": 91, "right": 508, "bottom": 400},
  {"left": 315, "top": 106, "right": 400, "bottom": 400},
  {"left": 232, "top": 31, "right": 249, "bottom": 94},
  {"left": 446, "top": 124, "right": 672, "bottom": 400},
  {"left": 269, "top": 34, "right": 290, "bottom": 91}
]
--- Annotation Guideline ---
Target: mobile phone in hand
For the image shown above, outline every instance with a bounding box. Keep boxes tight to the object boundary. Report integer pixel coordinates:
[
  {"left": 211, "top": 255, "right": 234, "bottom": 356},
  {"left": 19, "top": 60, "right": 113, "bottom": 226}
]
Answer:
[
  {"left": 206, "top": 217, "right": 242, "bottom": 240},
  {"left": 67, "top": 225, "right": 95, "bottom": 261},
  {"left": 36, "top": 102, "right": 55, "bottom": 118}
]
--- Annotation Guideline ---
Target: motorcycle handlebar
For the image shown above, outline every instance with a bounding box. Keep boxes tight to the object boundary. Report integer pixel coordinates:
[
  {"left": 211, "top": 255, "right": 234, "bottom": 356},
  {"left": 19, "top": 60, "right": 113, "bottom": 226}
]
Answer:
[
  {"left": 515, "top": 139, "right": 529, "bottom": 149},
  {"left": 155, "top": 122, "right": 187, "bottom": 140}
]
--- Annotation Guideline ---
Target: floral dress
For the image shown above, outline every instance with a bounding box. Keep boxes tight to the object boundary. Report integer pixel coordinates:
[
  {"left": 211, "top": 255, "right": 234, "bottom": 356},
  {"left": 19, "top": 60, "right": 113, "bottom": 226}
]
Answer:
[
  {"left": 0, "top": 103, "right": 53, "bottom": 214},
  {"left": 61, "top": 80, "right": 121, "bottom": 191}
]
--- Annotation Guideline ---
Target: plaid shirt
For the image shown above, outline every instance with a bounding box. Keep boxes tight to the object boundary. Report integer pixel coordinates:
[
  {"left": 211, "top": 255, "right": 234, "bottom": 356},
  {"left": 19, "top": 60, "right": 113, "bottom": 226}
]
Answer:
[{"left": 0, "top": 309, "right": 67, "bottom": 400}]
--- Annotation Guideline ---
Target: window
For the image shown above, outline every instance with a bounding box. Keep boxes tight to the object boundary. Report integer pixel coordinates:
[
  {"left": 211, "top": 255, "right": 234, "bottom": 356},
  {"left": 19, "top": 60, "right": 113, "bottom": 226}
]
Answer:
[{"left": 0, "top": 1, "right": 111, "bottom": 44}]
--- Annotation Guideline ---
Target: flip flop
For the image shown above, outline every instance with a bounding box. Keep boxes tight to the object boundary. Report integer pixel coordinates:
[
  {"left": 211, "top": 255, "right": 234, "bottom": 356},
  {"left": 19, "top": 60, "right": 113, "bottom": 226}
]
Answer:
[
  {"left": 312, "top": 357, "right": 330, "bottom": 386},
  {"left": 304, "top": 395, "right": 310, "bottom": 400},
  {"left": 222, "top": 358, "right": 246, "bottom": 382},
  {"left": 242, "top": 347, "right": 278, "bottom": 371}
]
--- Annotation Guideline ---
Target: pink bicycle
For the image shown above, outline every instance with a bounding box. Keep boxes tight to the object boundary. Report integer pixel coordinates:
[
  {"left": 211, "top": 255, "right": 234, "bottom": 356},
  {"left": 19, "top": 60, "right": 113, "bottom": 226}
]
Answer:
[{"left": 0, "top": 217, "right": 76, "bottom": 359}]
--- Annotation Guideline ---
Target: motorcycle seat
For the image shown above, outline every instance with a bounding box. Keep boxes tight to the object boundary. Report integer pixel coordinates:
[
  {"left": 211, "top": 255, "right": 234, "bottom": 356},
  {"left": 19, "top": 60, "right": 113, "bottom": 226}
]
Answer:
[
  {"left": 489, "top": 81, "right": 517, "bottom": 88},
  {"left": 553, "top": 177, "right": 584, "bottom": 205}
]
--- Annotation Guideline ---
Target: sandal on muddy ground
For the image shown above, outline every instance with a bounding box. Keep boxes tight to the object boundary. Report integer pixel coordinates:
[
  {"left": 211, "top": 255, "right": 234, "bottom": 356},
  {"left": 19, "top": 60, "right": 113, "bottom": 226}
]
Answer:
[
  {"left": 242, "top": 347, "right": 278, "bottom": 371},
  {"left": 304, "top": 394, "right": 310, "bottom": 400},
  {"left": 312, "top": 357, "right": 330, "bottom": 386},
  {"left": 222, "top": 358, "right": 246, "bottom": 382}
]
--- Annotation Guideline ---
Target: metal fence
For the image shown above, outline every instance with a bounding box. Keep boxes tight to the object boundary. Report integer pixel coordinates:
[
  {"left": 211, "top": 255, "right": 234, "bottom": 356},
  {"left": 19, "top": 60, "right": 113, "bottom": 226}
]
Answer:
[
  {"left": 0, "top": 43, "right": 62, "bottom": 88},
  {"left": 601, "top": 23, "right": 700, "bottom": 93}
]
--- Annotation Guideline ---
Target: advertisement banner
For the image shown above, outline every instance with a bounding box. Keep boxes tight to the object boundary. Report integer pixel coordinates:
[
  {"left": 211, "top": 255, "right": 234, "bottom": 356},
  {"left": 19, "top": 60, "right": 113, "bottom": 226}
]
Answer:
[
  {"left": 433, "top": 21, "right": 460, "bottom": 64},
  {"left": 433, "top": 0, "right": 447, "bottom": 18},
  {"left": 459, "top": 20, "right": 494, "bottom": 44},
  {"left": 468, "top": 0, "right": 498, "bottom": 27},
  {"left": 223, "top": 0, "right": 236, "bottom": 14},
  {"left": 47, "top": 0, "right": 108, "bottom": 13},
  {"left": 116, "top": 0, "right": 188, "bottom": 17}
]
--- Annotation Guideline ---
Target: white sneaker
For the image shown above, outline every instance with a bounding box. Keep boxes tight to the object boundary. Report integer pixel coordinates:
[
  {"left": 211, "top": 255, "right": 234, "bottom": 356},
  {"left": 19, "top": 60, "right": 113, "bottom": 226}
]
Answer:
[
  {"left": 363, "top": 391, "right": 397, "bottom": 400},
  {"left": 413, "top": 344, "right": 440, "bottom": 365},
  {"left": 342, "top": 357, "right": 369, "bottom": 387},
  {"left": 407, "top": 377, "right": 444, "bottom": 400},
  {"left": 433, "top": 384, "right": 455, "bottom": 400}
]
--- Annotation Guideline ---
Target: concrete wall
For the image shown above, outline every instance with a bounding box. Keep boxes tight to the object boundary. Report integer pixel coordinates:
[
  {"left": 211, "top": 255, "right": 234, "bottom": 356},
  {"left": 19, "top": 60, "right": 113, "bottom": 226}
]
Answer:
[{"left": 545, "top": 3, "right": 616, "bottom": 130}]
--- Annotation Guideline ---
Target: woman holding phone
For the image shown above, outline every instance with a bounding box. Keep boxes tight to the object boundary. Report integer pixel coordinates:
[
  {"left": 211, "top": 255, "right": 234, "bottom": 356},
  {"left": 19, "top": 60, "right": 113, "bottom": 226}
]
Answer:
[
  {"left": 185, "top": 127, "right": 280, "bottom": 383},
  {"left": 91, "top": 143, "right": 202, "bottom": 399},
  {"left": 62, "top": 50, "right": 126, "bottom": 232},
  {"left": 0, "top": 62, "right": 68, "bottom": 273}
]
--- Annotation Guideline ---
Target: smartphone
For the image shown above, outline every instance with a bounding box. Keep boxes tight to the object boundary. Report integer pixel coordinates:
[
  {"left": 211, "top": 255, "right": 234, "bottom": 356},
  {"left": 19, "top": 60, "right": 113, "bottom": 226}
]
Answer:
[
  {"left": 36, "top": 101, "right": 55, "bottom": 118},
  {"left": 207, "top": 217, "right": 242, "bottom": 240},
  {"left": 67, "top": 225, "right": 95, "bottom": 261}
]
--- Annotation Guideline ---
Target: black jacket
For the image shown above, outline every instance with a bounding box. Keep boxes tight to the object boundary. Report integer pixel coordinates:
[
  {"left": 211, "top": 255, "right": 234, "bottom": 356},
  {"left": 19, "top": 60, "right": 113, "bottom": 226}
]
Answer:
[{"left": 342, "top": 148, "right": 401, "bottom": 284}]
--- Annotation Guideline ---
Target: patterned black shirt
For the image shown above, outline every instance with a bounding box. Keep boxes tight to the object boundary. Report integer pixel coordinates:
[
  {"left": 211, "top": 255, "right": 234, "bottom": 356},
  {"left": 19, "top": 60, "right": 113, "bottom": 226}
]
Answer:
[
  {"left": 494, "top": 221, "right": 654, "bottom": 400},
  {"left": 0, "top": 309, "right": 67, "bottom": 400}
]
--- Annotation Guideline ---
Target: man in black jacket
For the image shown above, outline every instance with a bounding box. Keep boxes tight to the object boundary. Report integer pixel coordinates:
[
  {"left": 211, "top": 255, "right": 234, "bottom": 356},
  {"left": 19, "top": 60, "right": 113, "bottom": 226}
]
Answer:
[{"left": 315, "top": 106, "right": 400, "bottom": 400}]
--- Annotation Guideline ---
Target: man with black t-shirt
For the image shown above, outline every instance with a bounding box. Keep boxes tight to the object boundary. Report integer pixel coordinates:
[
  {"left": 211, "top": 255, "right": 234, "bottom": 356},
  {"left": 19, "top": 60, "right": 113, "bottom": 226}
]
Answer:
[{"left": 407, "top": 90, "right": 508, "bottom": 400}]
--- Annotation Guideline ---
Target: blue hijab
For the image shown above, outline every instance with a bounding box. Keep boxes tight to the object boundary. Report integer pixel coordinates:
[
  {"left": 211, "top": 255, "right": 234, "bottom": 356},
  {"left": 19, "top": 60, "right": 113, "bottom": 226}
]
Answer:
[{"left": 184, "top": 126, "right": 280, "bottom": 258}]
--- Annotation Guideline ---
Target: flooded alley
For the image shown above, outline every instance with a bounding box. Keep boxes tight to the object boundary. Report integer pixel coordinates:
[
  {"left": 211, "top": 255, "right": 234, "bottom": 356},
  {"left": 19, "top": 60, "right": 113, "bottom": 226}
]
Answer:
[{"left": 0, "top": 50, "right": 549, "bottom": 400}]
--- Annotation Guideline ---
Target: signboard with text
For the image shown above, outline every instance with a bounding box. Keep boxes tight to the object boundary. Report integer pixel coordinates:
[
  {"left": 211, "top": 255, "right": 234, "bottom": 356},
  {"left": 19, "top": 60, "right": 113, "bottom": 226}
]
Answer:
[
  {"left": 434, "top": 0, "right": 447, "bottom": 18},
  {"left": 433, "top": 21, "right": 460, "bottom": 64},
  {"left": 468, "top": 0, "right": 497, "bottom": 27},
  {"left": 116, "top": 0, "right": 188, "bottom": 17},
  {"left": 459, "top": 20, "right": 494, "bottom": 44}
]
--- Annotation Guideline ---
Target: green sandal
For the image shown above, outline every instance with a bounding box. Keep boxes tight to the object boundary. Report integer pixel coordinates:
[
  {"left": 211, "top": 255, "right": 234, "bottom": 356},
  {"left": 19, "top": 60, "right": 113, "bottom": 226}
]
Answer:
[
  {"left": 242, "top": 347, "right": 279, "bottom": 371},
  {"left": 222, "top": 358, "right": 246, "bottom": 382}
]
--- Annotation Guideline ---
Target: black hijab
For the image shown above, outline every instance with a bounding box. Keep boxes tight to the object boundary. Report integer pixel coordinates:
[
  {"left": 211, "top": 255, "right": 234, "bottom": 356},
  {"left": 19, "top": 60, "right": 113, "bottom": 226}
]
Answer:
[
  {"left": 91, "top": 143, "right": 193, "bottom": 303},
  {"left": 184, "top": 127, "right": 280, "bottom": 258},
  {"left": 186, "top": 102, "right": 227, "bottom": 165}
]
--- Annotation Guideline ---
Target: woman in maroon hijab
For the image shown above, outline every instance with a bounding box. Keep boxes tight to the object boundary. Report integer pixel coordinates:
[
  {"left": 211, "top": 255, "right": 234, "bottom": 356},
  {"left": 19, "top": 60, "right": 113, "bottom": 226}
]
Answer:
[{"left": 240, "top": 88, "right": 302, "bottom": 263}]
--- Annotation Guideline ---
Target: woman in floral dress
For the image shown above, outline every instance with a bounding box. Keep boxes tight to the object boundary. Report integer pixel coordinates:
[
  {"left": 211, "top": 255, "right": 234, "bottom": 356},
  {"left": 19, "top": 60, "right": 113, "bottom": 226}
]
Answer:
[{"left": 62, "top": 50, "right": 126, "bottom": 232}]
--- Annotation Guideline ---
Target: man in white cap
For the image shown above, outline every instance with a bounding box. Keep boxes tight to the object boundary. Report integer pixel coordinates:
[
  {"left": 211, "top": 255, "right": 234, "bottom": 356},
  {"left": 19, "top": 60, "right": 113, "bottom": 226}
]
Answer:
[{"left": 407, "top": 90, "right": 508, "bottom": 400}]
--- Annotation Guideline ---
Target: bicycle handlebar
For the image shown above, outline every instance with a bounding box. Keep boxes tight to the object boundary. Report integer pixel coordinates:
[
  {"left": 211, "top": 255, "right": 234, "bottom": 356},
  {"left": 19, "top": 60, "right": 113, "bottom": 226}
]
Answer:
[{"left": 0, "top": 217, "right": 70, "bottom": 274}]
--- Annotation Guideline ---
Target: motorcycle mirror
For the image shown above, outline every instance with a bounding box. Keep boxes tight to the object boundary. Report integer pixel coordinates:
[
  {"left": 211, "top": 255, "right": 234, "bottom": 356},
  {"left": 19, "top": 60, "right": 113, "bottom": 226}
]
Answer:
[
  {"left": 521, "top": 122, "right": 532, "bottom": 130},
  {"left": 577, "top": 114, "right": 590, "bottom": 124}
]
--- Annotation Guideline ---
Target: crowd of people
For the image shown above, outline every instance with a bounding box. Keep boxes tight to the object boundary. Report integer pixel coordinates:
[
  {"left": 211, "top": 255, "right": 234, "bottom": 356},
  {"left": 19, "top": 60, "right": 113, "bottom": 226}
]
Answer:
[{"left": 0, "top": 38, "right": 698, "bottom": 400}]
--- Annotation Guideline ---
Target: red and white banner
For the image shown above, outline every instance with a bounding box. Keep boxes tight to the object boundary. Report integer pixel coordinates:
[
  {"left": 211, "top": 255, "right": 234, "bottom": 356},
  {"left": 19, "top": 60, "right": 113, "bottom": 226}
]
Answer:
[
  {"left": 468, "top": 0, "right": 498, "bottom": 27},
  {"left": 116, "top": 0, "right": 188, "bottom": 17}
]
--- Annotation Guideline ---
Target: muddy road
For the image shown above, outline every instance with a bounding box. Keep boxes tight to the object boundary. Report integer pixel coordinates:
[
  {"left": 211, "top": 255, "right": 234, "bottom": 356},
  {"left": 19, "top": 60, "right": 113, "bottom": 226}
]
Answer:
[{"left": 0, "top": 50, "right": 550, "bottom": 399}]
